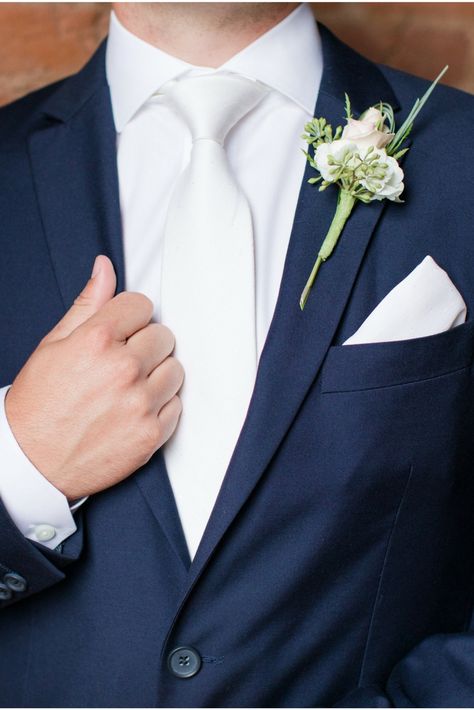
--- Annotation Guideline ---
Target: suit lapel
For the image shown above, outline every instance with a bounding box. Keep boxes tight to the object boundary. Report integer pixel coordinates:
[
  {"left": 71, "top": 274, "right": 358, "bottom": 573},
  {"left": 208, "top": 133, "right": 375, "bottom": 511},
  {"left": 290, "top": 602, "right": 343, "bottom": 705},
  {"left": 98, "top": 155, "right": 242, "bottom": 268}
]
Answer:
[
  {"left": 27, "top": 27, "right": 403, "bottom": 588},
  {"left": 28, "top": 42, "right": 190, "bottom": 570},
  {"left": 186, "top": 26, "right": 401, "bottom": 588},
  {"left": 134, "top": 453, "right": 192, "bottom": 570},
  {"left": 28, "top": 43, "right": 126, "bottom": 302}
]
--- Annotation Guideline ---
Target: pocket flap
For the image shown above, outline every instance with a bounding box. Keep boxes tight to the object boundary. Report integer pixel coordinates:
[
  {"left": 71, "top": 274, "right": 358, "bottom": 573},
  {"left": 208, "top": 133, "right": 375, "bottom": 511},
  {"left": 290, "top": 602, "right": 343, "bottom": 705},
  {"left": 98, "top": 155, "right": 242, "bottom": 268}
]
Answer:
[{"left": 322, "top": 321, "right": 474, "bottom": 393}]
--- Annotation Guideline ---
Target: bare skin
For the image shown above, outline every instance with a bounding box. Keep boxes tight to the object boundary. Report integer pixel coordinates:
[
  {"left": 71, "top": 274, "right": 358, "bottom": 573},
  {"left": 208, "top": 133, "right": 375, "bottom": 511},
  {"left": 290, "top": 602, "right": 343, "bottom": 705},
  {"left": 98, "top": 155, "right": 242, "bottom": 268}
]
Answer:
[
  {"left": 7, "top": 3, "right": 299, "bottom": 502},
  {"left": 6, "top": 257, "right": 183, "bottom": 500},
  {"left": 113, "top": 2, "right": 299, "bottom": 67}
]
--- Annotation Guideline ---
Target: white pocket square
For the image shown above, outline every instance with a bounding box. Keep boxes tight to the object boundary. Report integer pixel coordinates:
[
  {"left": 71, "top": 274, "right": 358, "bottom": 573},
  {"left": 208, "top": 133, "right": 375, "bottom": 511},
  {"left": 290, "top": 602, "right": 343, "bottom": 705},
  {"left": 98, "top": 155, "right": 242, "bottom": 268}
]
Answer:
[{"left": 344, "top": 255, "right": 467, "bottom": 346}]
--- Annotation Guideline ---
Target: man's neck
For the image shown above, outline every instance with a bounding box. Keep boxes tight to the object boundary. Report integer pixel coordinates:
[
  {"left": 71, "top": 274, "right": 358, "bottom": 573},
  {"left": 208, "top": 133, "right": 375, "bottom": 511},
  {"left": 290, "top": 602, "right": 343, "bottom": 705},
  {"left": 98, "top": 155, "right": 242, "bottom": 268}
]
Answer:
[{"left": 112, "top": 2, "right": 300, "bottom": 67}]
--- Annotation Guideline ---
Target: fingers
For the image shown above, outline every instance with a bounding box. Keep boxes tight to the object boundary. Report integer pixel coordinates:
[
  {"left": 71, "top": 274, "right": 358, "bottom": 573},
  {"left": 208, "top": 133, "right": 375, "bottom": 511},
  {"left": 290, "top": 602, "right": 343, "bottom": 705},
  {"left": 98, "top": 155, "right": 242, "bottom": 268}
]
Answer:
[
  {"left": 126, "top": 324, "right": 175, "bottom": 375},
  {"left": 157, "top": 395, "right": 182, "bottom": 444},
  {"left": 148, "top": 356, "right": 184, "bottom": 412},
  {"left": 82, "top": 291, "right": 154, "bottom": 343},
  {"left": 44, "top": 252, "right": 154, "bottom": 345},
  {"left": 45, "top": 256, "right": 117, "bottom": 343}
]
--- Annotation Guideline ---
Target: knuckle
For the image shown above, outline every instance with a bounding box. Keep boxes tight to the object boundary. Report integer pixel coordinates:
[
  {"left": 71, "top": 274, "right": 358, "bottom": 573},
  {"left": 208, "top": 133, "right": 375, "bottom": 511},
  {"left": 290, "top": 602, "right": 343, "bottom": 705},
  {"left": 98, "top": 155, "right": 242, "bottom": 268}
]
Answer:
[
  {"left": 138, "top": 293, "right": 154, "bottom": 313},
  {"left": 171, "top": 394, "right": 183, "bottom": 416},
  {"left": 157, "top": 324, "right": 175, "bottom": 352},
  {"left": 118, "top": 354, "right": 142, "bottom": 383},
  {"left": 171, "top": 358, "right": 185, "bottom": 387},
  {"left": 163, "top": 356, "right": 185, "bottom": 388},
  {"left": 127, "top": 389, "right": 150, "bottom": 417},
  {"left": 42, "top": 318, "right": 76, "bottom": 346},
  {"left": 73, "top": 291, "right": 93, "bottom": 309},
  {"left": 141, "top": 421, "right": 161, "bottom": 453},
  {"left": 120, "top": 291, "right": 153, "bottom": 316},
  {"left": 154, "top": 417, "right": 165, "bottom": 446},
  {"left": 35, "top": 339, "right": 56, "bottom": 361},
  {"left": 112, "top": 291, "right": 128, "bottom": 306},
  {"left": 38, "top": 332, "right": 53, "bottom": 348},
  {"left": 156, "top": 395, "right": 182, "bottom": 444},
  {"left": 86, "top": 322, "right": 114, "bottom": 352}
]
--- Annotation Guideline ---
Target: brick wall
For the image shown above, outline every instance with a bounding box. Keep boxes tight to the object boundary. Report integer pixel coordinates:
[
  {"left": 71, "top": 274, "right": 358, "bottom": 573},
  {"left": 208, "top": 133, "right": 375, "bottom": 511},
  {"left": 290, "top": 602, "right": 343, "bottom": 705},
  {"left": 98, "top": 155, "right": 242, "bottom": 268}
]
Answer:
[
  {"left": 315, "top": 3, "right": 474, "bottom": 93},
  {"left": 0, "top": 3, "right": 473, "bottom": 107}
]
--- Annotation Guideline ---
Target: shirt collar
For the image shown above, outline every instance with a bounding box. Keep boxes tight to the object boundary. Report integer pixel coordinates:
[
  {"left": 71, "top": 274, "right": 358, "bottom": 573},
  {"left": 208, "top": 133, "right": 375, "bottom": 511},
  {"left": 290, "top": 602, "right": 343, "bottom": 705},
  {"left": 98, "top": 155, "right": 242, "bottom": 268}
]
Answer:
[{"left": 106, "top": 3, "right": 322, "bottom": 133}]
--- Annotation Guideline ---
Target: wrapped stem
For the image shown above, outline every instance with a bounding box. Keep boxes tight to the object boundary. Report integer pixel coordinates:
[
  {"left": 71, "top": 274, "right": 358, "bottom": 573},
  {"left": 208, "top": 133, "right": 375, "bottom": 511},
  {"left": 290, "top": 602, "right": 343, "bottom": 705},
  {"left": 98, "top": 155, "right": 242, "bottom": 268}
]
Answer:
[{"left": 299, "top": 190, "right": 356, "bottom": 310}]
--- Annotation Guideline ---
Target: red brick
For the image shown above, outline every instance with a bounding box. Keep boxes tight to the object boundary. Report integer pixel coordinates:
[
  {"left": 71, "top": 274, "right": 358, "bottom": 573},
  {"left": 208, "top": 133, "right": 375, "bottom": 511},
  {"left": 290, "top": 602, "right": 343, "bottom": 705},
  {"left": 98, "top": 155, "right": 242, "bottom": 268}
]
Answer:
[{"left": 313, "top": 3, "right": 474, "bottom": 93}]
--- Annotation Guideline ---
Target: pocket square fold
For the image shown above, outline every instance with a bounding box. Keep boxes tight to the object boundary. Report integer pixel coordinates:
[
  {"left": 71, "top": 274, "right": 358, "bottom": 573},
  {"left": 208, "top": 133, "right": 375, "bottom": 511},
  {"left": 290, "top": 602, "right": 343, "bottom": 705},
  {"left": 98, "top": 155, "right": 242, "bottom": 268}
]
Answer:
[{"left": 344, "top": 255, "right": 467, "bottom": 346}]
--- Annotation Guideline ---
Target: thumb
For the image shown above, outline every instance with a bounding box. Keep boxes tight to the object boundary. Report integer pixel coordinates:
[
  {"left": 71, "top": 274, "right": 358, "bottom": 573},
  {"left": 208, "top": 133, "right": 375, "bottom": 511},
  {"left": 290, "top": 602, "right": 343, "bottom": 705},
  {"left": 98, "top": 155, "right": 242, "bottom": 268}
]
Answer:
[{"left": 46, "top": 255, "right": 117, "bottom": 342}]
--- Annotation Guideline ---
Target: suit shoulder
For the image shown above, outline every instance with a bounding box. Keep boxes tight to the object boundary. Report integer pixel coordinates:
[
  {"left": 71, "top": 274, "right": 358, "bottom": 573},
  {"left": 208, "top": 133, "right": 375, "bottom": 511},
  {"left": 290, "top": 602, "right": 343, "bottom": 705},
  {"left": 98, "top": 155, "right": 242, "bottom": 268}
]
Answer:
[
  {"left": 379, "top": 63, "right": 474, "bottom": 120},
  {"left": 377, "top": 63, "right": 474, "bottom": 170},
  {"left": 376, "top": 63, "right": 474, "bottom": 227},
  {"left": 0, "top": 78, "right": 68, "bottom": 149}
]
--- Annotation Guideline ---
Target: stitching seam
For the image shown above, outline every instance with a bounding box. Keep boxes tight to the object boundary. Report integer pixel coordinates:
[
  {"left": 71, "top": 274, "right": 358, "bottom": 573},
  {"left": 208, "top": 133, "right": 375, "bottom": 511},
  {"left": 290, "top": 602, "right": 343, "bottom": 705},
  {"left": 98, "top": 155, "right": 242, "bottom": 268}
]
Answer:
[
  {"left": 323, "top": 362, "right": 472, "bottom": 395},
  {"left": 357, "top": 464, "right": 414, "bottom": 686}
]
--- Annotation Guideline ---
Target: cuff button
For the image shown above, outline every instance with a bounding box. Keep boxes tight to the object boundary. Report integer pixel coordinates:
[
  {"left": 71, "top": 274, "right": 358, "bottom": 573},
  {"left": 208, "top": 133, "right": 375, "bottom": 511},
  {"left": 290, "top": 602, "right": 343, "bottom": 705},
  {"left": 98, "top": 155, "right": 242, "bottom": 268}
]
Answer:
[
  {"left": 0, "top": 583, "right": 12, "bottom": 601},
  {"left": 34, "top": 524, "right": 57, "bottom": 542},
  {"left": 4, "top": 572, "right": 27, "bottom": 593}
]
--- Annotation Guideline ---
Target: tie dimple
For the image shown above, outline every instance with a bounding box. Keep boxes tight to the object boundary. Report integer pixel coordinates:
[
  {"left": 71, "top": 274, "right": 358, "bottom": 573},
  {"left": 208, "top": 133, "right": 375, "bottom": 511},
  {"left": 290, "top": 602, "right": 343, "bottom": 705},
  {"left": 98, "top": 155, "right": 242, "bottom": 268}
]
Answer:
[
  {"left": 159, "top": 72, "right": 268, "bottom": 559},
  {"left": 161, "top": 72, "right": 267, "bottom": 144}
]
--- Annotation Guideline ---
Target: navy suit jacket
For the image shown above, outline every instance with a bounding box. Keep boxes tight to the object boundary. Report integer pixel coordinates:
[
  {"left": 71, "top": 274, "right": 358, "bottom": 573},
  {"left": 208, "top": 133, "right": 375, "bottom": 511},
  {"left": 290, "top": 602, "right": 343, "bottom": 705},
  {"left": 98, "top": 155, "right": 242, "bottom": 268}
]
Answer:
[{"left": 1, "top": 26, "right": 474, "bottom": 708}]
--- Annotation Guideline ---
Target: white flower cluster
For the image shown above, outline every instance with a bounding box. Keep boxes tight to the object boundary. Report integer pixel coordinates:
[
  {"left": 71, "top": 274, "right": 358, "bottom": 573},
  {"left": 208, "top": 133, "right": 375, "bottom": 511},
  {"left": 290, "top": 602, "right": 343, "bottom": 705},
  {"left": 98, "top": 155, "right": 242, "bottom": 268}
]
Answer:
[{"left": 313, "top": 108, "right": 405, "bottom": 203}]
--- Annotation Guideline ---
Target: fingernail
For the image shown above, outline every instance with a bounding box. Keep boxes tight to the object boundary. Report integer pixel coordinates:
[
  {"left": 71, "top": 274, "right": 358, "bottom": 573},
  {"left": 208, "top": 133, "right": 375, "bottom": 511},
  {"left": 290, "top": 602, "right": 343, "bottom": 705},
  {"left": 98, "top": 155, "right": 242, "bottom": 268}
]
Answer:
[{"left": 91, "top": 256, "right": 101, "bottom": 279}]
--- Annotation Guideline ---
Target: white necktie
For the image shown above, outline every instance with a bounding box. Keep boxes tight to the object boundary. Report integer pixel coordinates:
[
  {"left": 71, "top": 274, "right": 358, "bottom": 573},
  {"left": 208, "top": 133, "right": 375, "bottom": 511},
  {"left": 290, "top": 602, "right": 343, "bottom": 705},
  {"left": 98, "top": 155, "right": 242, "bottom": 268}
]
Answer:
[{"left": 159, "top": 72, "right": 269, "bottom": 558}]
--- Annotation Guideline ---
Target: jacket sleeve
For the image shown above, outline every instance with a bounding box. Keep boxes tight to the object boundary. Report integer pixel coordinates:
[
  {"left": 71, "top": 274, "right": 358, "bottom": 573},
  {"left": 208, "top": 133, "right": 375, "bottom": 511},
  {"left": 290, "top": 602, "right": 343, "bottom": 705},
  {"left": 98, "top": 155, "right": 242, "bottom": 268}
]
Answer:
[
  {"left": 334, "top": 629, "right": 474, "bottom": 707},
  {"left": 0, "top": 498, "right": 84, "bottom": 608}
]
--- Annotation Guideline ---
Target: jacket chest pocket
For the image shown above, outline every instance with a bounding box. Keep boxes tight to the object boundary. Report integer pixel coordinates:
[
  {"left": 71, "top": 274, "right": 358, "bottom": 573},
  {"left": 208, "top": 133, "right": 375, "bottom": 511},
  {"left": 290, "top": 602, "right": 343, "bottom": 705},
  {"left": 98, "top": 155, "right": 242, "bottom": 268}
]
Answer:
[
  {"left": 318, "top": 321, "right": 474, "bottom": 487},
  {"left": 322, "top": 320, "right": 474, "bottom": 394}
]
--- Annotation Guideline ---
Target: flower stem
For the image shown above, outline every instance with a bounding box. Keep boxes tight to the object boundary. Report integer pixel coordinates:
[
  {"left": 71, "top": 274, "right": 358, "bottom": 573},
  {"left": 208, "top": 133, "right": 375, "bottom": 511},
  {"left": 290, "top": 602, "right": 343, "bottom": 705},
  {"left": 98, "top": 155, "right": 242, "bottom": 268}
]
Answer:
[
  {"left": 299, "top": 190, "right": 356, "bottom": 310},
  {"left": 299, "top": 256, "right": 323, "bottom": 310}
]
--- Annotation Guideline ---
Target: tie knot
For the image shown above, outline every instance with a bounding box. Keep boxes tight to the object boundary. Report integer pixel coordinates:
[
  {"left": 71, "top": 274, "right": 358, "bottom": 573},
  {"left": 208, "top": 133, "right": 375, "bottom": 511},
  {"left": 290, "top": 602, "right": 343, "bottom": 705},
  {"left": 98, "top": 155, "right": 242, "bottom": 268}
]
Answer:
[{"left": 160, "top": 71, "right": 269, "bottom": 144}]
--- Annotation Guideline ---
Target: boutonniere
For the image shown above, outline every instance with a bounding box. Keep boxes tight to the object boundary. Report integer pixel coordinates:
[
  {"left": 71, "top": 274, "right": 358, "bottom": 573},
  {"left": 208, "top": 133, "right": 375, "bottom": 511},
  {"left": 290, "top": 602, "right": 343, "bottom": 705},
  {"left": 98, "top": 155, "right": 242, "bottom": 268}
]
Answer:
[{"left": 299, "top": 66, "right": 448, "bottom": 310}]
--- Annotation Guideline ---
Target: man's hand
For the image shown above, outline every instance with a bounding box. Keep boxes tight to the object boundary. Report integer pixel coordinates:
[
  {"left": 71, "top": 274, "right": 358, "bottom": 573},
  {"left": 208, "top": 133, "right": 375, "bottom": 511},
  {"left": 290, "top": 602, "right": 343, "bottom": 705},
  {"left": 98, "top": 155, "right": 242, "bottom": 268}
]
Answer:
[{"left": 5, "top": 255, "right": 183, "bottom": 501}]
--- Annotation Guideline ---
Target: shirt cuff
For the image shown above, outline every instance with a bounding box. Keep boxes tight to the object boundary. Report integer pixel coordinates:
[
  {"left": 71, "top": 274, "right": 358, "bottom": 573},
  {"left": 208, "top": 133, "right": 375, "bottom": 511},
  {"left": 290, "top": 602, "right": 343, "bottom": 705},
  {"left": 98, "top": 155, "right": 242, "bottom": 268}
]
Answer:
[{"left": 0, "top": 385, "right": 79, "bottom": 549}]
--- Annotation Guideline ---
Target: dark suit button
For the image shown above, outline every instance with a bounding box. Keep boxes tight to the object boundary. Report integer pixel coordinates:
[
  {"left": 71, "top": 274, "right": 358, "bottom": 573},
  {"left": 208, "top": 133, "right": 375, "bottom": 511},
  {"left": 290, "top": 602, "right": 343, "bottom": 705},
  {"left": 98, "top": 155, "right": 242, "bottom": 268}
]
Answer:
[
  {"left": 4, "top": 573, "right": 27, "bottom": 593},
  {"left": 0, "top": 583, "right": 12, "bottom": 601},
  {"left": 168, "top": 646, "right": 202, "bottom": 679}
]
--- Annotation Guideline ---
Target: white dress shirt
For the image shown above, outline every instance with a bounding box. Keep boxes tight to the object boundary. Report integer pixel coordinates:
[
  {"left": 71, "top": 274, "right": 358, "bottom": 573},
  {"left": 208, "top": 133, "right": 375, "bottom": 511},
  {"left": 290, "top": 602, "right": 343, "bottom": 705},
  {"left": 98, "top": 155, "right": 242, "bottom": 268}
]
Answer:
[{"left": 0, "top": 3, "right": 322, "bottom": 553}]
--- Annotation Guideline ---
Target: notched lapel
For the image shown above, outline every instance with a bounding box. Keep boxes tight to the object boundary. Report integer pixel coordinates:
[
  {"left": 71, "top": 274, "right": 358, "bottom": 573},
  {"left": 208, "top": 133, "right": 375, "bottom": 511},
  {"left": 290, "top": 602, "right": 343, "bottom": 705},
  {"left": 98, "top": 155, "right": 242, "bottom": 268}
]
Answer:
[
  {"left": 185, "top": 27, "right": 402, "bottom": 591},
  {"left": 28, "top": 43, "right": 126, "bottom": 304}
]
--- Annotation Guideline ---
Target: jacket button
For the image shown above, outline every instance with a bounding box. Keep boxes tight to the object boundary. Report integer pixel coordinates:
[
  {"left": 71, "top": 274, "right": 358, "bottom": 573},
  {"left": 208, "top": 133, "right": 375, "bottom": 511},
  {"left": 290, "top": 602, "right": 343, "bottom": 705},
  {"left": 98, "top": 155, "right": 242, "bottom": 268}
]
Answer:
[
  {"left": 0, "top": 583, "right": 12, "bottom": 601},
  {"left": 168, "top": 646, "right": 202, "bottom": 679},
  {"left": 4, "top": 572, "right": 27, "bottom": 593}
]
